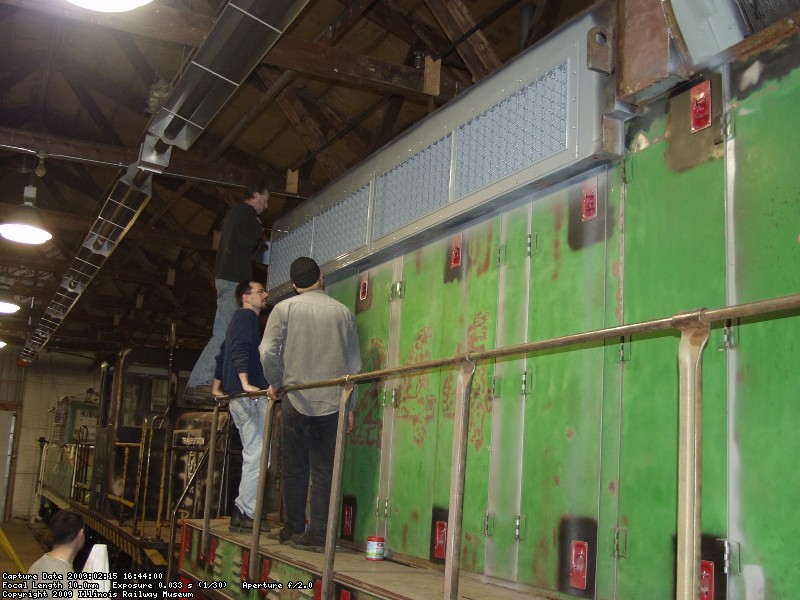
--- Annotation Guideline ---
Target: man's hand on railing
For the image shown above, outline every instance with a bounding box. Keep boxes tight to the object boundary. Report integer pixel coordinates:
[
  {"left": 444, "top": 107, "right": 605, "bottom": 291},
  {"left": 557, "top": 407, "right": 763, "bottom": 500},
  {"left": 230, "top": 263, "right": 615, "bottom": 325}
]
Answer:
[{"left": 267, "top": 384, "right": 282, "bottom": 402}]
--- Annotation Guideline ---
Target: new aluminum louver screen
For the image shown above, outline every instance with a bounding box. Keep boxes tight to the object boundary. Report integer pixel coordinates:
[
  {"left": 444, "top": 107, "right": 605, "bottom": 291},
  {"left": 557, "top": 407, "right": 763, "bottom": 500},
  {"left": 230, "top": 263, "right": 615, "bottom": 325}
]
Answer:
[
  {"left": 269, "top": 220, "right": 313, "bottom": 288},
  {"left": 373, "top": 135, "right": 452, "bottom": 239},
  {"left": 455, "top": 61, "right": 569, "bottom": 199},
  {"left": 313, "top": 185, "right": 370, "bottom": 267}
]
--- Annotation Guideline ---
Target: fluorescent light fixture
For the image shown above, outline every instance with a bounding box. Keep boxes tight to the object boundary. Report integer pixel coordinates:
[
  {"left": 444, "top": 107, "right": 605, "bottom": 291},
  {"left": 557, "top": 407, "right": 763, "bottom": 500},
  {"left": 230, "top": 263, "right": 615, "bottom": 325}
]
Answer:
[
  {"left": 64, "top": 0, "right": 154, "bottom": 12},
  {"left": 0, "top": 341, "right": 7, "bottom": 349},
  {"left": 0, "top": 186, "right": 52, "bottom": 245}
]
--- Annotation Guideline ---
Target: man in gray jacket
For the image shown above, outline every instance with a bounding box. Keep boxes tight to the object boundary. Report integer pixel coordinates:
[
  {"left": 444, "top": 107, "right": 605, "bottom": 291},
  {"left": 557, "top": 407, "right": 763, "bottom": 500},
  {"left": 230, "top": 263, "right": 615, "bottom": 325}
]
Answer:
[{"left": 259, "top": 257, "right": 361, "bottom": 552}]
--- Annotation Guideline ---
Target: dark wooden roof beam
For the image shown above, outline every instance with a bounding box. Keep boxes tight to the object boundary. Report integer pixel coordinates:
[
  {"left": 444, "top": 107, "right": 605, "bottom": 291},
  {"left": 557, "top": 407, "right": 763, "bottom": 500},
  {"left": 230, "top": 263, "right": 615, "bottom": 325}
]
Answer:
[
  {"left": 61, "top": 70, "right": 127, "bottom": 146},
  {"left": 58, "top": 61, "right": 148, "bottom": 115},
  {"left": 0, "top": 50, "right": 50, "bottom": 92},
  {"left": 0, "top": 126, "right": 269, "bottom": 188},
  {"left": 424, "top": 0, "right": 502, "bottom": 83},
  {"left": 266, "top": 36, "right": 458, "bottom": 102},
  {"left": 111, "top": 30, "right": 158, "bottom": 88}
]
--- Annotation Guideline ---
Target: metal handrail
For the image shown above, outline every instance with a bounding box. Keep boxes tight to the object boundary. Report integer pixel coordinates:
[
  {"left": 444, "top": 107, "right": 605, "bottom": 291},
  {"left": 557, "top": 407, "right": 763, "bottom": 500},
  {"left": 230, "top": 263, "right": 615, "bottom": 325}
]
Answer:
[
  {"left": 166, "top": 414, "right": 230, "bottom": 583},
  {"left": 213, "top": 293, "right": 800, "bottom": 600}
]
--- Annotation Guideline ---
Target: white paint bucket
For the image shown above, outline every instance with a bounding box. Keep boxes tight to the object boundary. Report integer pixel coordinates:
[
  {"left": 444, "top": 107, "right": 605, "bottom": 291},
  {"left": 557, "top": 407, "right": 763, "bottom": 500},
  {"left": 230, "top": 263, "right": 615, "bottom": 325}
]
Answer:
[{"left": 366, "top": 536, "right": 385, "bottom": 561}]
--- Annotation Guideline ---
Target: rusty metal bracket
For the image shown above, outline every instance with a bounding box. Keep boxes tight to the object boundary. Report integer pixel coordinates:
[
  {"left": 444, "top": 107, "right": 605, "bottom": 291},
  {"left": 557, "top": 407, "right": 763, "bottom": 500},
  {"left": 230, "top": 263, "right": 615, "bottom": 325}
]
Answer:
[{"left": 587, "top": 26, "right": 614, "bottom": 74}]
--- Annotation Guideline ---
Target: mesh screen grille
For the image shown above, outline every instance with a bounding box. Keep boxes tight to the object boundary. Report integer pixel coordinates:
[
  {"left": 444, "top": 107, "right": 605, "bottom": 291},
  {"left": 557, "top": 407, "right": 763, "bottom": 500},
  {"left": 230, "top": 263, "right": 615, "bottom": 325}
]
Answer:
[
  {"left": 313, "top": 185, "right": 370, "bottom": 267},
  {"left": 455, "top": 61, "right": 569, "bottom": 199},
  {"left": 372, "top": 134, "right": 452, "bottom": 239},
  {"left": 269, "top": 220, "right": 314, "bottom": 288}
]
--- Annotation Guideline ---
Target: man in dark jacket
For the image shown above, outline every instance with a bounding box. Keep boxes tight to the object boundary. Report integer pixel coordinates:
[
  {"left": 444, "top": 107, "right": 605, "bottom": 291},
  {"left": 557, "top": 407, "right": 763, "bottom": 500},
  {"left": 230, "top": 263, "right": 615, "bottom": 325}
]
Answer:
[{"left": 186, "top": 183, "right": 269, "bottom": 400}]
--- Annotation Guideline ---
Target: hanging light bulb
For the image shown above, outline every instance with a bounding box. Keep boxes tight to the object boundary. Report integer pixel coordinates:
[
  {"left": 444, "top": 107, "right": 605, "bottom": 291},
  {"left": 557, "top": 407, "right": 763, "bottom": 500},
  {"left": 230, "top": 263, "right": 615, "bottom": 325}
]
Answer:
[
  {"left": 64, "top": 0, "right": 154, "bottom": 11},
  {"left": 0, "top": 185, "right": 52, "bottom": 245},
  {"left": 34, "top": 153, "right": 47, "bottom": 178}
]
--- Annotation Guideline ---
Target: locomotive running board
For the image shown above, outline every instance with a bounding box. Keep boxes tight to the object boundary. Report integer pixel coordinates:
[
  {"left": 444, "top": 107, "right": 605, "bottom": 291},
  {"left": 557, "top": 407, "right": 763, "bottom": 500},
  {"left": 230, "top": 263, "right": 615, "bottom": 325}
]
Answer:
[{"left": 179, "top": 518, "right": 551, "bottom": 600}]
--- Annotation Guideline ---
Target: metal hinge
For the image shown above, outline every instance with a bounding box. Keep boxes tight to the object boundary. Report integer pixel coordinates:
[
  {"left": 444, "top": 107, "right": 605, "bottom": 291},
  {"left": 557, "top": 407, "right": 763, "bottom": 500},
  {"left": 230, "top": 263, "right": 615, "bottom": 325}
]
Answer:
[
  {"left": 718, "top": 318, "right": 738, "bottom": 351},
  {"left": 389, "top": 280, "right": 404, "bottom": 301},
  {"left": 618, "top": 336, "right": 632, "bottom": 362},
  {"left": 521, "top": 370, "right": 529, "bottom": 396},
  {"left": 721, "top": 538, "right": 741, "bottom": 575},
  {"left": 483, "top": 512, "right": 494, "bottom": 537},
  {"left": 623, "top": 157, "right": 634, "bottom": 183},
  {"left": 376, "top": 497, "right": 391, "bottom": 518},
  {"left": 514, "top": 515, "right": 527, "bottom": 541},
  {"left": 496, "top": 244, "right": 506, "bottom": 268},
  {"left": 382, "top": 388, "right": 398, "bottom": 408},
  {"left": 611, "top": 527, "right": 627, "bottom": 557},
  {"left": 721, "top": 110, "right": 735, "bottom": 141},
  {"left": 489, "top": 375, "right": 499, "bottom": 401}
]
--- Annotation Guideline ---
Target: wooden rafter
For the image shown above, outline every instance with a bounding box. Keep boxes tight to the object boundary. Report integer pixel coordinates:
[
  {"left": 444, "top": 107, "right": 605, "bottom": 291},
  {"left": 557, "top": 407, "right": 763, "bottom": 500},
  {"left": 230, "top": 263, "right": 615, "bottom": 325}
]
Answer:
[{"left": 0, "top": 126, "right": 273, "bottom": 188}]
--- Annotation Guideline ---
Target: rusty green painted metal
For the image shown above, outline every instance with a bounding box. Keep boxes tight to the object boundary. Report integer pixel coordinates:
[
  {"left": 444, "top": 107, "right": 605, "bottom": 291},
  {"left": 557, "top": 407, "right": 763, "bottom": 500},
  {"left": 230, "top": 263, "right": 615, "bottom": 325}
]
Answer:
[
  {"left": 617, "top": 90, "right": 727, "bottom": 599},
  {"left": 387, "top": 237, "right": 449, "bottom": 559},
  {"left": 517, "top": 170, "right": 610, "bottom": 592},
  {"left": 327, "top": 271, "right": 389, "bottom": 548},
  {"left": 727, "top": 40, "right": 800, "bottom": 599},
  {"left": 452, "top": 218, "right": 498, "bottom": 574},
  {"left": 484, "top": 201, "right": 530, "bottom": 582}
]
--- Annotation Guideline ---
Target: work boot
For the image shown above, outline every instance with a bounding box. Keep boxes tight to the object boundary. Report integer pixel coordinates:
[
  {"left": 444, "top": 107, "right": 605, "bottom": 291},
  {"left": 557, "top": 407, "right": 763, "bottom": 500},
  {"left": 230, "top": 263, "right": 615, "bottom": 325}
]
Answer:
[
  {"left": 288, "top": 533, "right": 325, "bottom": 553},
  {"left": 266, "top": 527, "right": 293, "bottom": 544},
  {"left": 229, "top": 507, "right": 254, "bottom": 533}
]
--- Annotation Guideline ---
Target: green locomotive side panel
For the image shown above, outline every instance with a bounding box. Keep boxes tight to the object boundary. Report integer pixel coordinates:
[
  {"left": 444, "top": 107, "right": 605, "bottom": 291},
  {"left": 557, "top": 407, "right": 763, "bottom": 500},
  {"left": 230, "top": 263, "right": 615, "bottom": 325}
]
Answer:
[
  {"left": 450, "top": 218, "right": 499, "bottom": 574},
  {"left": 484, "top": 201, "right": 531, "bottom": 581},
  {"left": 618, "top": 98, "right": 727, "bottom": 599},
  {"left": 327, "top": 269, "right": 391, "bottom": 547},
  {"left": 385, "top": 220, "right": 498, "bottom": 565},
  {"left": 386, "top": 237, "right": 448, "bottom": 559},
  {"left": 727, "top": 44, "right": 800, "bottom": 599},
  {"left": 517, "top": 172, "right": 610, "bottom": 592},
  {"left": 595, "top": 164, "right": 625, "bottom": 599}
]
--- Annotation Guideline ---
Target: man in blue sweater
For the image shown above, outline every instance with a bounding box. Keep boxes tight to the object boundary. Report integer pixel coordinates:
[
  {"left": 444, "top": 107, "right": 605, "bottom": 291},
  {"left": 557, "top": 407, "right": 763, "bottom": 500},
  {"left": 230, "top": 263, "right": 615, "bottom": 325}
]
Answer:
[{"left": 212, "top": 280, "right": 269, "bottom": 533}]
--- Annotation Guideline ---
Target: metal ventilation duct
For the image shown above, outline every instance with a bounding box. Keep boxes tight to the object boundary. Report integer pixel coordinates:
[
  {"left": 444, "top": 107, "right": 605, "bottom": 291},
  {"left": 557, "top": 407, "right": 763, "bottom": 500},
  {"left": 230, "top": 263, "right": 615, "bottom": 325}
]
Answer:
[
  {"left": 18, "top": 0, "right": 311, "bottom": 365},
  {"left": 148, "top": 0, "right": 310, "bottom": 152}
]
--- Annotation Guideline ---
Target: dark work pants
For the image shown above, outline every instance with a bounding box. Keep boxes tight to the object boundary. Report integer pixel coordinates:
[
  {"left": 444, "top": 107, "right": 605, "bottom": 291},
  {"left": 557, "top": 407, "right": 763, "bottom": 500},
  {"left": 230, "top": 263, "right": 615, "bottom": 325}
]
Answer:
[{"left": 280, "top": 399, "right": 339, "bottom": 541}]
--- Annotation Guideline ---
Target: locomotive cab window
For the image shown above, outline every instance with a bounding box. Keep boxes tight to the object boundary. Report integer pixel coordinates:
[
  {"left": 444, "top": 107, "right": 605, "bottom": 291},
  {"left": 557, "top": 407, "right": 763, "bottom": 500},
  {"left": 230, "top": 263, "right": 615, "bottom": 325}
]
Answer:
[{"left": 122, "top": 365, "right": 171, "bottom": 427}]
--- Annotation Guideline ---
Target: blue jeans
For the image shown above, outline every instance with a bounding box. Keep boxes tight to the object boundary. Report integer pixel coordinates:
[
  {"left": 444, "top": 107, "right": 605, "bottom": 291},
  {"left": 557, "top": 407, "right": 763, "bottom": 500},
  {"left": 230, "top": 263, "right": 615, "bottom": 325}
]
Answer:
[
  {"left": 228, "top": 396, "right": 268, "bottom": 519},
  {"left": 187, "top": 279, "right": 238, "bottom": 387},
  {"left": 280, "top": 401, "right": 339, "bottom": 540}
]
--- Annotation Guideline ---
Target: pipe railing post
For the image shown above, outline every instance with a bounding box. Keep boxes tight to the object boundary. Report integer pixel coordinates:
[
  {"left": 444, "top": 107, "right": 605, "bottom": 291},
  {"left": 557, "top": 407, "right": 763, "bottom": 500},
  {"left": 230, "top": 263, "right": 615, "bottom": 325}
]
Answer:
[
  {"left": 202, "top": 402, "right": 221, "bottom": 564},
  {"left": 443, "top": 358, "right": 477, "bottom": 600},
  {"left": 674, "top": 311, "right": 711, "bottom": 600},
  {"left": 248, "top": 395, "right": 276, "bottom": 581},
  {"left": 321, "top": 381, "right": 356, "bottom": 600}
]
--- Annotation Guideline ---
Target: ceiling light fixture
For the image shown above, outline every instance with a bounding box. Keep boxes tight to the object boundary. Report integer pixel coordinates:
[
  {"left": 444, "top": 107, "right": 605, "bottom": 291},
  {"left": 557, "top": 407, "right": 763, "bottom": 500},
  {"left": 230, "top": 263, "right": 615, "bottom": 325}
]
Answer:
[
  {"left": 64, "top": 0, "right": 154, "bottom": 12},
  {"left": 0, "top": 287, "right": 21, "bottom": 314},
  {"left": 0, "top": 341, "right": 7, "bottom": 350},
  {"left": 0, "top": 185, "right": 52, "bottom": 245}
]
